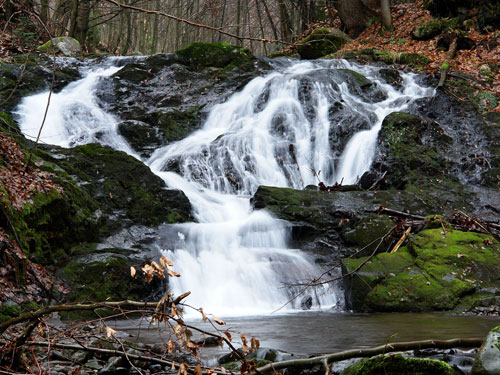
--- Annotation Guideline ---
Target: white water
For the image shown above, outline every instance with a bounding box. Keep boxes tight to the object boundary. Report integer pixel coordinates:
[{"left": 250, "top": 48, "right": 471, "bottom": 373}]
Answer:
[{"left": 16, "top": 57, "right": 433, "bottom": 317}]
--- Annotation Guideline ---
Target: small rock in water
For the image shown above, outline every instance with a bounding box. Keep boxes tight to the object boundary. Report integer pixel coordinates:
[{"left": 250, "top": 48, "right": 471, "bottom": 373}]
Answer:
[{"left": 300, "top": 295, "right": 313, "bottom": 310}]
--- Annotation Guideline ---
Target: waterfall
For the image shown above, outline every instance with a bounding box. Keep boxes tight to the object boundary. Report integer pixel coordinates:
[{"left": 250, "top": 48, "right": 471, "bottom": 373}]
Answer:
[{"left": 16, "top": 57, "right": 433, "bottom": 316}]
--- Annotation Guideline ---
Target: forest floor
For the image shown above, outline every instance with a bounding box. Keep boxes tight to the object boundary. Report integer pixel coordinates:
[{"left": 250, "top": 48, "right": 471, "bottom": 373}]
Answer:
[{"left": 338, "top": 1, "right": 500, "bottom": 111}]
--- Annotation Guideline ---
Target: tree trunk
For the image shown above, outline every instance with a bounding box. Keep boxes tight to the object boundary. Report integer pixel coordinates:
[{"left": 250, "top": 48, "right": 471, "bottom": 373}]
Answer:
[
  {"left": 380, "top": 0, "right": 392, "bottom": 30},
  {"left": 334, "top": 0, "right": 375, "bottom": 37}
]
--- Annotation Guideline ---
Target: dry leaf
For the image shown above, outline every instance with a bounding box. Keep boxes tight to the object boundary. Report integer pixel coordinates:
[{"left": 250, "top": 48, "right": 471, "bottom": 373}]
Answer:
[
  {"left": 130, "top": 266, "right": 136, "bottom": 278},
  {"left": 213, "top": 316, "right": 225, "bottom": 325},
  {"left": 178, "top": 363, "right": 188, "bottom": 375},
  {"left": 160, "top": 255, "right": 174, "bottom": 268},
  {"left": 200, "top": 307, "right": 207, "bottom": 322},
  {"left": 168, "top": 340, "right": 175, "bottom": 354},
  {"left": 105, "top": 326, "right": 117, "bottom": 338},
  {"left": 224, "top": 331, "right": 232, "bottom": 341},
  {"left": 194, "top": 364, "right": 203, "bottom": 375},
  {"left": 166, "top": 269, "right": 181, "bottom": 277}
]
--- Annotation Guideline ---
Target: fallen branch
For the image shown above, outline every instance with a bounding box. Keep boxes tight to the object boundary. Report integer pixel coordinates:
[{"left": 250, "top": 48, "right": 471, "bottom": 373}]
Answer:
[
  {"left": 0, "top": 297, "right": 189, "bottom": 334},
  {"left": 377, "top": 207, "right": 426, "bottom": 221},
  {"left": 13, "top": 341, "right": 230, "bottom": 375},
  {"left": 390, "top": 226, "right": 411, "bottom": 253},
  {"left": 252, "top": 338, "right": 483, "bottom": 375}
]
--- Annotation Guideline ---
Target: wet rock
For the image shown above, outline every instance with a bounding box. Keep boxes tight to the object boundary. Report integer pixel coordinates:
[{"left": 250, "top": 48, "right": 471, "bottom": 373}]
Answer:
[
  {"left": 471, "top": 326, "right": 500, "bottom": 375},
  {"left": 301, "top": 295, "right": 313, "bottom": 310},
  {"left": 296, "top": 28, "right": 352, "bottom": 59},
  {"left": 45, "top": 142, "right": 193, "bottom": 236},
  {"left": 378, "top": 68, "right": 403, "bottom": 89},
  {"left": 96, "top": 44, "right": 270, "bottom": 157}
]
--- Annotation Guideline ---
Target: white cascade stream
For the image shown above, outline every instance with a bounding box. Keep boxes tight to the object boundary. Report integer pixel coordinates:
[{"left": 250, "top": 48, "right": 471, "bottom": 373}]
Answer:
[{"left": 16, "top": 57, "right": 434, "bottom": 317}]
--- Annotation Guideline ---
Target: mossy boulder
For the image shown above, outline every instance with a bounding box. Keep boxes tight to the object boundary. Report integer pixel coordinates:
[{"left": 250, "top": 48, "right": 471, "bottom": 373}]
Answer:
[
  {"left": 176, "top": 42, "right": 254, "bottom": 71},
  {"left": 375, "top": 112, "right": 453, "bottom": 189},
  {"left": 37, "top": 37, "right": 81, "bottom": 57},
  {"left": 47, "top": 143, "right": 193, "bottom": 236},
  {"left": 412, "top": 19, "right": 445, "bottom": 40},
  {"left": 342, "top": 228, "right": 500, "bottom": 312},
  {"left": 472, "top": 326, "right": 500, "bottom": 375},
  {"left": 341, "top": 354, "right": 456, "bottom": 375},
  {"left": 0, "top": 301, "right": 40, "bottom": 323},
  {"left": 117, "top": 107, "right": 201, "bottom": 158},
  {"left": 297, "top": 28, "right": 352, "bottom": 59},
  {"left": 333, "top": 48, "right": 430, "bottom": 67},
  {"left": 56, "top": 252, "right": 150, "bottom": 319}
]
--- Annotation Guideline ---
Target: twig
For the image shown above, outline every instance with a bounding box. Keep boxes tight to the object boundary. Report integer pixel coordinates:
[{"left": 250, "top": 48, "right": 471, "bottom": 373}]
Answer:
[
  {"left": 390, "top": 226, "right": 411, "bottom": 253},
  {"left": 377, "top": 207, "right": 426, "bottom": 220}
]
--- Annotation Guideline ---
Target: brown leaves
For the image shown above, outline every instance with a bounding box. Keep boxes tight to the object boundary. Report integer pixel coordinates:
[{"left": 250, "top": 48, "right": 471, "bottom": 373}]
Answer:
[
  {"left": 0, "top": 134, "right": 63, "bottom": 211},
  {"left": 141, "top": 256, "right": 179, "bottom": 283}
]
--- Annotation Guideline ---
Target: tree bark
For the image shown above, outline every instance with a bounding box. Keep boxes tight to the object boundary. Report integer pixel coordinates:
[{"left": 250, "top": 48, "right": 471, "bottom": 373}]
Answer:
[
  {"left": 380, "top": 0, "right": 392, "bottom": 30},
  {"left": 334, "top": 0, "right": 376, "bottom": 37}
]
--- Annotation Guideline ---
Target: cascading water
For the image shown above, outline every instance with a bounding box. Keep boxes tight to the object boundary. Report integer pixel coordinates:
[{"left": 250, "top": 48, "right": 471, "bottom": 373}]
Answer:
[{"left": 16, "top": 57, "right": 434, "bottom": 316}]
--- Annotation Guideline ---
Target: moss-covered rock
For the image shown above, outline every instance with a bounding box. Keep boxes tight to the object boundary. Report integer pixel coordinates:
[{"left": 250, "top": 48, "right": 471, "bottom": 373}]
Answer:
[
  {"left": 471, "top": 325, "right": 500, "bottom": 375},
  {"left": 376, "top": 112, "right": 453, "bottom": 189},
  {"left": 297, "top": 28, "right": 352, "bottom": 59},
  {"left": 412, "top": 19, "right": 445, "bottom": 40},
  {"left": 47, "top": 143, "right": 193, "bottom": 236},
  {"left": 176, "top": 42, "right": 254, "bottom": 71},
  {"left": 56, "top": 252, "right": 149, "bottom": 319},
  {"left": 37, "top": 37, "right": 81, "bottom": 57},
  {"left": 342, "top": 228, "right": 500, "bottom": 312},
  {"left": 341, "top": 354, "right": 456, "bottom": 375},
  {"left": 332, "top": 48, "right": 430, "bottom": 67}
]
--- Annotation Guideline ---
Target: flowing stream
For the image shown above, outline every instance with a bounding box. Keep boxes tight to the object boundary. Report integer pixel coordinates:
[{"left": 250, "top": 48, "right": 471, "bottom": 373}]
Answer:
[{"left": 16, "top": 57, "right": 434, "bottom": 317}]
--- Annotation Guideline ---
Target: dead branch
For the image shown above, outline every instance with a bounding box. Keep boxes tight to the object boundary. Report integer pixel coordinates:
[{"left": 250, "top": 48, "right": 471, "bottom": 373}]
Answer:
[
  {"left": 390, "top": 226, "right": 411, "bottom": 253},
  {"left": 104, "top": 0, "right": 288, "bottom": 45},
  {"left": 0, "top": 300, "right": 160, "bottom": 334},
  {"left": 252, "top": 338, "right": 483, "bottom": 375},
  {"left": 377, "top": 206, "right": 426, "bottom": 220},
  {"left": 10, "top": 341, "right": 230, "bottom": 375}
]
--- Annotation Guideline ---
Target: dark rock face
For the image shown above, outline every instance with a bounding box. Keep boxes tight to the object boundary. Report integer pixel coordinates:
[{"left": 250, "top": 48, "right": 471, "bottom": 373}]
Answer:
[
  {"left": 0, "top": 57, "right": 81, "bottom": 111},
  {"left": 41, "top": 143, "right": 193, "bottom": 237},
  {"left": 95, "top": 43, "right": 271, "bottom": 157}
]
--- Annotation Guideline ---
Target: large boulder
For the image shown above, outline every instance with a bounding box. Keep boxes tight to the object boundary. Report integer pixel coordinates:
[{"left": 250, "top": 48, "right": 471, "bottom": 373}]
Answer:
[
  {"left": 472, "top": 326, "right": 500, "bottom": 375},
  {"left": 296, "top": 28, "right": 352, "bottom": 59},
  {"left": 42, "top": 143, "right": 193, "bottom": 236},
  {"left": 342, "top": 228, "right": 500, "bottom": 312},
  {"left": 38, "top": 37, "right": 81, "bottom": 57},
  {"left": 411, "top": 19, "right": 445, "bottom": 40}
]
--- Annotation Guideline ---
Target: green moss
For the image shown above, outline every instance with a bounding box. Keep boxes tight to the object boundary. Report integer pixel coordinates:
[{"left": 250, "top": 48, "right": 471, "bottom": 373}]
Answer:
[
  {"left": 37, "top": 37, "right": 80, "bottom": 53},
  {"left": 345, "top": 215, "right": 395, "bottom": 254},
  {"left": 57, "top": 254, "right": 147, "bottom": 320},
  {"left": 345, "top": 228, "right": 499, "bottom": 312},
  {"left": 341, "top": 354, "right": 455, "bottom": 375},
  {"left": 412, "top": 19, "right": 445, "bottom": 40},
  {"left": 176, "top": 42, "right": 254, "bottom": 71},
  {"left": 0, "top": 305, "right": 21, "bottom": 323},
  {"left": 297, "top": 28, "right": 352, "bottom": 59},
  {"left": 398, "top": 52, "right": 431, "bottom": 66}
]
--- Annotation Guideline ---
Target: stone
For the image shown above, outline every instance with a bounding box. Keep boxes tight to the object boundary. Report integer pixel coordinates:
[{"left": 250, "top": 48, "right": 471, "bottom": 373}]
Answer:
[
  {"left": 471, "top": 326, "right": 500, "bottom": 375},
  {"left": 412, "top": 19, "right": 445, "bottom": 40},
  {"left": 300, "top": 295, "right": 313, "bottom": 310},
  {"left": 38, "top": 37, "right": 81, "bottom": 57},
  {"left": 296, "top": 28, "right": 352, "bottom": 59}
]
